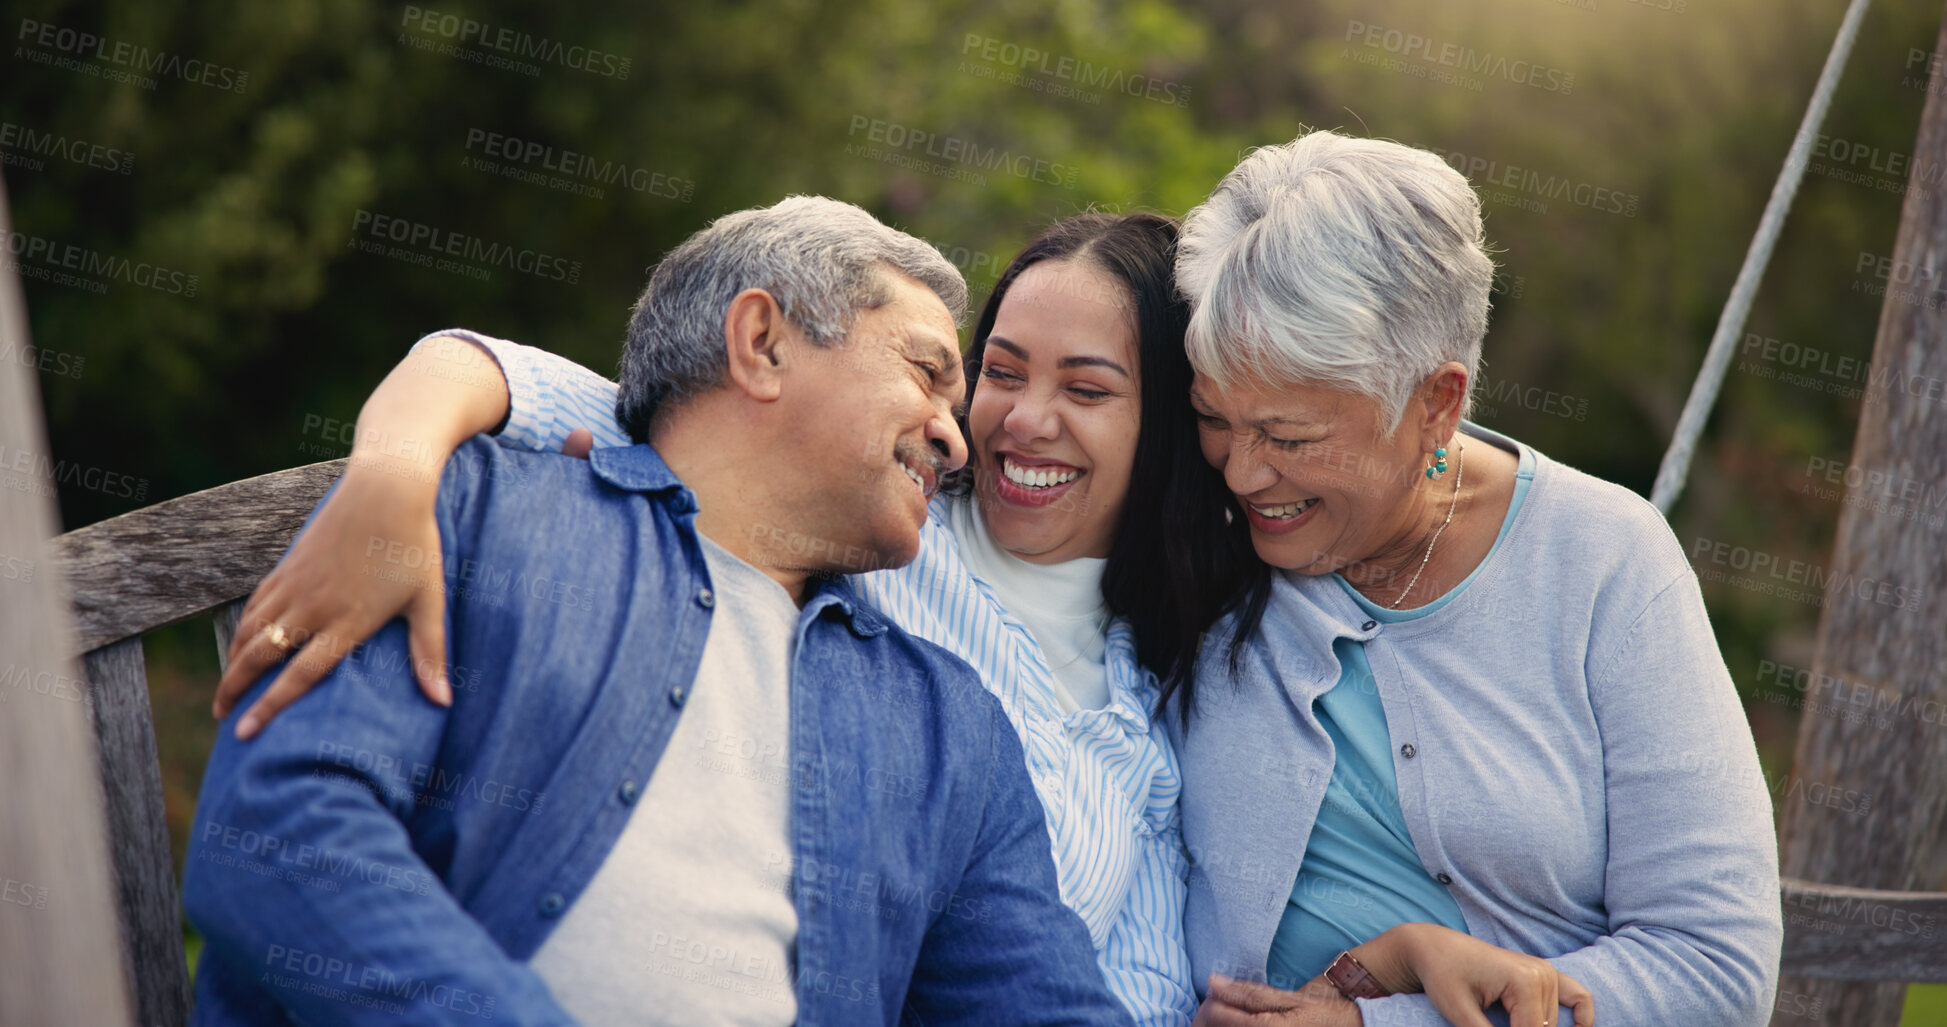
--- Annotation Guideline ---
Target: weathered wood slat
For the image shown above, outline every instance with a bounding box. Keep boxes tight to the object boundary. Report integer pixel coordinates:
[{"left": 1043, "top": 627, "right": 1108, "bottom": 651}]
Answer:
[
  {"left": 1780, "top": 879, "right": 1947, "bottom": 983},
  {"left": 48, "top": 460, "right": 346, "bottom": 655},
  {"left": 82, "top": 638, "right": 191, "bottom": 1027}
]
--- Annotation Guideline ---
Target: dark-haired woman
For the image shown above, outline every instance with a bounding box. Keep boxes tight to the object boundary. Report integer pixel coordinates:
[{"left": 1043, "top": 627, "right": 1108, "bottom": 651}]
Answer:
[{"left": 216, "top": 212, "right": 1589, "bottom": 1026}]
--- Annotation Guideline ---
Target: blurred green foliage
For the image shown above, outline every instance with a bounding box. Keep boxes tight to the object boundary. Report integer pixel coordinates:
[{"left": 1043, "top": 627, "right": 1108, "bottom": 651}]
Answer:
[{"left": 7, "top": 0, "right": 1944, "bottom": 1015}]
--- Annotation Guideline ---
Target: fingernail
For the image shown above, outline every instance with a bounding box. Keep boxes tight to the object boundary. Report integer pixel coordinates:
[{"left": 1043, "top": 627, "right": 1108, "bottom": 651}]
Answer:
[
  {"left": 235, "top": 715, "right": 259, "bottom": 740},
  {"left": 434, "top": 674, "right": 453, "bottom": 707}
]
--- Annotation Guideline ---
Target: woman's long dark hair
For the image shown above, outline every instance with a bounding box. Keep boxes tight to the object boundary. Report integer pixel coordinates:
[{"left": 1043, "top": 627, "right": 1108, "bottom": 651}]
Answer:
[{"left": 947, "top": 212, "right": 1270, "bottom": 719}]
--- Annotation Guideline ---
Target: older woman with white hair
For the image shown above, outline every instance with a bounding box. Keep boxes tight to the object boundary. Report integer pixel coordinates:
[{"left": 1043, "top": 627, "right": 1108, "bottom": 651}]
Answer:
[{"left": 1171, "top": 130, "right": 1782, "bottom": 1027}]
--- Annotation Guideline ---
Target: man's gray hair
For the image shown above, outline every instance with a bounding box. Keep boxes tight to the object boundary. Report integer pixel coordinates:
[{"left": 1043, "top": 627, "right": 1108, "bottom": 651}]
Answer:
[
  {"left": 618, "top": 195, "right": 968, "bottom": 440},
  {"left": 1177, "top": 130, "right": 1495, "bottom": 434}
]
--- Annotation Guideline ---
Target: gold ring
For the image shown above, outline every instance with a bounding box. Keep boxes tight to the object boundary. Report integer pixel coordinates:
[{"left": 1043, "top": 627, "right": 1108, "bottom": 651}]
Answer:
[{"left": 258, "top": 623, "right": 297, "bottom": 653}]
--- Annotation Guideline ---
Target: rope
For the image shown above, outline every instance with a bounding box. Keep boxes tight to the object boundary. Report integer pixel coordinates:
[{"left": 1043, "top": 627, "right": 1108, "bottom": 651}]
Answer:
[{"left": 1649, "top": 0, "right": 1875, "bottom": 515}]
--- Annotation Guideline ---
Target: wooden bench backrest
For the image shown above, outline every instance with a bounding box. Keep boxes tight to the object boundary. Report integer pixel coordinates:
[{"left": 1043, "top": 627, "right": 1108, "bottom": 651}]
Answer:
[{"left": 50, "top": 458, "right": 345, "bottom": 1027}]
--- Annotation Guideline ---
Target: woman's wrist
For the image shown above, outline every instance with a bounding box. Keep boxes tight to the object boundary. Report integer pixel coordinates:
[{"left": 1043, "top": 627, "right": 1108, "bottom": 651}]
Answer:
[
  {"left": 1348, "top": 922, "right": 1430, "bottom": 996},
  {"left": 340, "top": 335, "right": 513, "bottom": 487}
]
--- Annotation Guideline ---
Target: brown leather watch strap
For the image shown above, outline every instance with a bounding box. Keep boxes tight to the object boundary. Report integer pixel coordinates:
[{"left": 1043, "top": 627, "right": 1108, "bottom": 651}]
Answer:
[{"left": 1324, "top": 950, "right": 1391, "bottom": 1000}]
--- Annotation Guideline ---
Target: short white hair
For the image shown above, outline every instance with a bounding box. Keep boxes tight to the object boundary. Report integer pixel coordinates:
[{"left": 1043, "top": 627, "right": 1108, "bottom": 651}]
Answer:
[
  {"left": 618, "top": 195, "right": 967, "bottom": 440},
  {"left": 1177, "top": 130, "right": 1495, "bottom": 433}
]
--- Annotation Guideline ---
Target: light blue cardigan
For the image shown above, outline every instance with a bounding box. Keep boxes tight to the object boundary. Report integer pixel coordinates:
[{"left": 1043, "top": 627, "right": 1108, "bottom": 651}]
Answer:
[{"left": 1168, "top": 427, "right": 1782, "bottom": 1026}]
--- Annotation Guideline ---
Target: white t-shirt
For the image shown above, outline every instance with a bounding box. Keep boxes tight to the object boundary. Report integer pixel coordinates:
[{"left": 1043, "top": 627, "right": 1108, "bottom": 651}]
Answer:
[{"left": 528, "top": 535, "right": 800, "bottom": 1025}]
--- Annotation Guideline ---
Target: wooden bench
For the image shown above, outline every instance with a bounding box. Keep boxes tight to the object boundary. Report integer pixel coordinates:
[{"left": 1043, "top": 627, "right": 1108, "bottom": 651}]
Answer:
[
  {"left": 48, "top": 458, "right": 346, "bottom": 1027},
  {"left": 43, "top": 459, "right": 1947, "bottom": 1025}
]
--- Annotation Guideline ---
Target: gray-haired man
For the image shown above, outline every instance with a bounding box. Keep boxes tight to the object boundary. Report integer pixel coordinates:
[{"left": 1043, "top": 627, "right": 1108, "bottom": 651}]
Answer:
[{"left": 187, "top": 196, "right": 1129, "bottom": 1025}]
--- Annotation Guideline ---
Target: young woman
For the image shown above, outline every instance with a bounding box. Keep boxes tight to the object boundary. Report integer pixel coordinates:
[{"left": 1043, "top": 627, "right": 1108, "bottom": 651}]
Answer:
[{"left": 217, "top": 212, "right": 1592, "bottom": 1027}]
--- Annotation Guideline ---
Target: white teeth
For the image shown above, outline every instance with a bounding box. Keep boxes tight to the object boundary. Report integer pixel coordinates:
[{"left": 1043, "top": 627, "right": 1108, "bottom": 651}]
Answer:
[
  {"left": 1251, "top": 497, "right": 1317, "bottom": 519},
  {"left": 903, "top": 464, "right": 924, "bottom": 489},
  {"left": 1002, "top": 457, "right": 1080, "bottom": 489}
]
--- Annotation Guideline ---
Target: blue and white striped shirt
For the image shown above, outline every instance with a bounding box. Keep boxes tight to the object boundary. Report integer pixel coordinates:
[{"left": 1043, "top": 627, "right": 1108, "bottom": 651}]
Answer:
[{"left": 423, "top": 330, "right": 1199, "bottom": 1026}]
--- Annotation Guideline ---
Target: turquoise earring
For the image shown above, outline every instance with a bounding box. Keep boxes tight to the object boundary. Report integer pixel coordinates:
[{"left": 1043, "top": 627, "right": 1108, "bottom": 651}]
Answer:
[{"left": 1425, "top": 446, "right": 1449, "bottom": 480}]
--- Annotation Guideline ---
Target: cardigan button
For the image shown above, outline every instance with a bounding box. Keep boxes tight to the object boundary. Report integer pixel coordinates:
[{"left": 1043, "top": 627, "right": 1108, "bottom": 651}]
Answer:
[
  {"left": 697, "top": 587, "right": 716, "bottom": 609},
  {"left": 1436, "top": 873, "right": 1453, "bottom": 886},
  {"left": 618, "top": 780, "right": 640, "bottom": 805},
  {"left": 670, "top": 685, "right": 687, "bottom": 706},
  {"left": 539, "top": 892, "right": 566, "bottom": 916},
  {"left": 1400, "top": 743, "right": 1417, "bottom": 759},
  {"left": 1360, "top": 620, "right": 1377, "bottom": 632}
]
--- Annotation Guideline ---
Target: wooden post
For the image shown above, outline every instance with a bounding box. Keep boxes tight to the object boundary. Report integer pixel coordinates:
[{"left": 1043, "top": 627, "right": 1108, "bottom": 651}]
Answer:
[
  {"left": 0, "top": 181, "right": 136, "bottom": 1020},
  {"left": 1770, "top": 8, "right": 1947, "bottom": 1025}
]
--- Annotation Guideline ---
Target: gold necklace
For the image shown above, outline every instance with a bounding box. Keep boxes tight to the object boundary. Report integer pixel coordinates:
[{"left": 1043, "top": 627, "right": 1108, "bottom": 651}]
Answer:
[{"left": 1389, "top": 441, "right": 1465, "bottom": 610}]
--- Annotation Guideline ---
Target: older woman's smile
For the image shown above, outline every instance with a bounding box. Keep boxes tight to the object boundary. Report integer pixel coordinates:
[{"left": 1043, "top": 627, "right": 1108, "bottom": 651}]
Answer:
[{"left": 1244, "top": 496, "right": 1319, "bottom": 534}]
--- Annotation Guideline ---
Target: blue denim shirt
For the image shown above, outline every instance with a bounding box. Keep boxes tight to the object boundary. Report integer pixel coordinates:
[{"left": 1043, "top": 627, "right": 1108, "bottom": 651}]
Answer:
[{"left": 183, "top": 437, "right": 1127, "bottom": 1026}]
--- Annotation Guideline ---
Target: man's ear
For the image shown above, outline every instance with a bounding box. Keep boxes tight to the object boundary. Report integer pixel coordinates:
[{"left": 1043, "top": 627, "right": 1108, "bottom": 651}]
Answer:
[{"left": 722, "top": 288, "right": 790, "bottom": 403}]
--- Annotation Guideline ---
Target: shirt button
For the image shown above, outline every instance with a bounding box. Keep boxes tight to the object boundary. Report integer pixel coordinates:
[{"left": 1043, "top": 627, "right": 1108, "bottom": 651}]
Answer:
[
  {"left": 670, "top": 686, "right": 686, "bottom": 706},
  {"left": 539, "top": 892, "right": 566, "bottom": 916},
  {"left": 1399, "top": 743, "right": 1417, "bottom": 759},
  {"left": 1436, "top": 873, "right": 1453, "bottom": 886},
  {"left": 696, "top": 587, "right": 715, "bottom": 609},
  {"left": 618, "top": 780, "right": 640, "bottom": 805},
  {"left": 1360, "top": 620, "right": 1377, "bottom": 631}
]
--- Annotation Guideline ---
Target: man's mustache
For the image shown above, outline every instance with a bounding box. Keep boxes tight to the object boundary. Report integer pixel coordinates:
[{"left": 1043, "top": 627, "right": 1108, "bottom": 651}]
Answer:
[{"left": 893, "top": 441, "right": 948, "bottom": 495}]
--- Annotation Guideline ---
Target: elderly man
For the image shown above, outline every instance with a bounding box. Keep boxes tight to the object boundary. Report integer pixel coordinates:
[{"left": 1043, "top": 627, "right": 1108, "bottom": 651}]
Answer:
[{"left": 182, "top": 196, "right": 1127, "bottom": 1026}]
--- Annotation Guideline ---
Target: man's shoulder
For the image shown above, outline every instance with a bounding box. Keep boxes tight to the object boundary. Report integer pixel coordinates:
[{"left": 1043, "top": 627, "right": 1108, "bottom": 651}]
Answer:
[
  {"left": 435, "top": 435, "right": 615, "bottom": 514},
  {"left": 430, "top": 437, "right": 693, "bottom": 635},
  {"left": 432, "top": 437, "right": 678, "bottom": 560},
  {"left": 816, "top": 577, "right": 1000, "bottom": 723}
]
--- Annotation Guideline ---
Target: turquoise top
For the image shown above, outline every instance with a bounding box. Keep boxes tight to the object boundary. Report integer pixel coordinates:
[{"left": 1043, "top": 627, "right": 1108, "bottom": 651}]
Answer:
[{"left": 1264, "top": 439, "right": 1536, "bottom": 987}]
